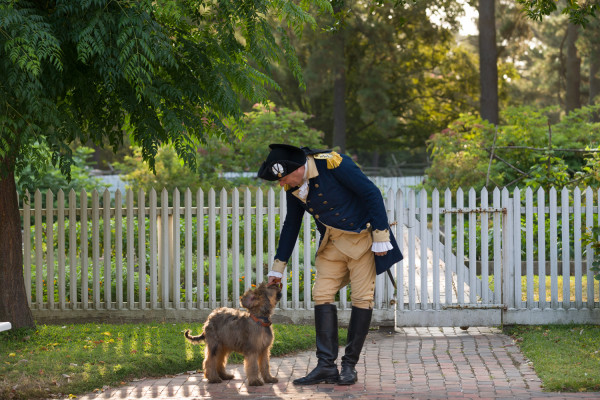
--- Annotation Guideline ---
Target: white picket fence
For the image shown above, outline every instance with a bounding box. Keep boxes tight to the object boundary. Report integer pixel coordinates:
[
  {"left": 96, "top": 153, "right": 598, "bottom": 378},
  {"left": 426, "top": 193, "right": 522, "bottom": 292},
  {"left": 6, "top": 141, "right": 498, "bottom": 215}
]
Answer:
[{"left": 19, "top": 185, "right": 600, "bottom": 326}]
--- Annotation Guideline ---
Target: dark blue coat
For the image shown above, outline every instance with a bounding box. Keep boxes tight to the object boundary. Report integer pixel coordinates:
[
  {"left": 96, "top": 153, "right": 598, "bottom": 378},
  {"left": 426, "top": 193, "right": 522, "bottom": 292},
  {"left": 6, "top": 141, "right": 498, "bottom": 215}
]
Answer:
[{"left": 275, "top": 152, "right": 403, "bottom": 275}]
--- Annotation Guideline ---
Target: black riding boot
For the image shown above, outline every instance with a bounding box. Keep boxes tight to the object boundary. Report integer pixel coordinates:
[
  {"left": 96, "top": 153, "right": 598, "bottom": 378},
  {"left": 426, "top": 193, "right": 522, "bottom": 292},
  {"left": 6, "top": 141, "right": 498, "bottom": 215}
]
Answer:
[
  {"left": 293, "top": 304, "right": 339, "bottom": 385},
  {"left": 338, "top": 306, "right": 373, "bottom": 385}
]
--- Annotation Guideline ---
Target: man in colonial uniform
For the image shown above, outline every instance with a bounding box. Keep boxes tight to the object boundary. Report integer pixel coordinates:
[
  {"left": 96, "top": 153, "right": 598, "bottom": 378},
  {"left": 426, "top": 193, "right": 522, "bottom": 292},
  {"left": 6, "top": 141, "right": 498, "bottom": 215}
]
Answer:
[{"left": 257, "top": 144, "right": 403, "bottom": 385}]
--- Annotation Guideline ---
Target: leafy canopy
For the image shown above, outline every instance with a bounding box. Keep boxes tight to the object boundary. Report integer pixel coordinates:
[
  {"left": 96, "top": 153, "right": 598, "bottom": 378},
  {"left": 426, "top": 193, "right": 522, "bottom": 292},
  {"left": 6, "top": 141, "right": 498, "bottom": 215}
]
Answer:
[
  {"left": 516, "top": 0, "right": 600, "bottom": 26},
  {"left": 0, "top": 0, "right": 332, "bottom": 178}
]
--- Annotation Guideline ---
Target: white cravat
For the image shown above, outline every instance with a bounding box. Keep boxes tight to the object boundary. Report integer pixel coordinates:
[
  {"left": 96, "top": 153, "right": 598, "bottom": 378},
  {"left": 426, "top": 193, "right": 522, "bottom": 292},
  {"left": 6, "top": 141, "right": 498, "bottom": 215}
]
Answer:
[{"left": 297, "top": 162, "right": 309, "bottom": 200}]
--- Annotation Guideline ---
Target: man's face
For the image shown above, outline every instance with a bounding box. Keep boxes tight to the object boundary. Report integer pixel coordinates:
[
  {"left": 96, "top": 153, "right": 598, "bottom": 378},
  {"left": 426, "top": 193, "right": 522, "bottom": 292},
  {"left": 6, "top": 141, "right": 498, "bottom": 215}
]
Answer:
[{"left": 278, "top": 165, "right": 305, "bottom": 188}]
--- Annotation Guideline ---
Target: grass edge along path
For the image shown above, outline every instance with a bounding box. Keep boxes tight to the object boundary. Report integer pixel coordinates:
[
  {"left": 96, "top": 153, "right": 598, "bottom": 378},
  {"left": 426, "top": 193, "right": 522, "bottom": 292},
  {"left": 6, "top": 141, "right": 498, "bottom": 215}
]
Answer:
[
  {"left": 0, "top": 322, "right": 347, "bottom": 400},
  {"left": 504, "top": 324, "right": 600, "bottom": 392}
]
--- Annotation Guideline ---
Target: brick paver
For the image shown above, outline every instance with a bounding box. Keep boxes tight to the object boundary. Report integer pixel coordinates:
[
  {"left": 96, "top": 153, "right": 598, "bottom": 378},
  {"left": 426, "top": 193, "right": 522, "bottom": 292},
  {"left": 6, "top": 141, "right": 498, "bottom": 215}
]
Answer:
[{"left": 70, "top": 327, "right": 600, "bottom": 400}]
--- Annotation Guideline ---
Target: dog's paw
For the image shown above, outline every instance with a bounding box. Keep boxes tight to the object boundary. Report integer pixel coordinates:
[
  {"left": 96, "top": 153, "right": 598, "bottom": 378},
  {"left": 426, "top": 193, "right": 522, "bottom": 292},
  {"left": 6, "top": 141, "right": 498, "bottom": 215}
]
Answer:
[
  {"left": 248, "top": 379, "right": 264, "bottom": 386},
  {"left": 263, "top": 376, "right": 278, "bottom": 384},
  {"left": 219, "top": 373, "right": 234, "bottom": 380},
  {"left": 207, "top": 378, "right": 222, "bottom": 384}
]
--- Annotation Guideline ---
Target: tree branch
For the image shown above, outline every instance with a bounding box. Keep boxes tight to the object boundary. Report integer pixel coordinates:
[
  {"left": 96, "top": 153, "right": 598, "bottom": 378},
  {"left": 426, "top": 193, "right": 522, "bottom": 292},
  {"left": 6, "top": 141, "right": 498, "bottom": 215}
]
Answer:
[{"left": 483, "top": 148, "right": 531, "bottom": 177}]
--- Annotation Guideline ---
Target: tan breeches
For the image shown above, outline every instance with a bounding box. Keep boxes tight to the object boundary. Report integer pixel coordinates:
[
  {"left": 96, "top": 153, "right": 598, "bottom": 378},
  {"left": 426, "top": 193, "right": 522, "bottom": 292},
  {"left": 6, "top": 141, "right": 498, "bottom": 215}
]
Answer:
[{"left": 313, "top": 227, "right": 376, "bottom": 309}]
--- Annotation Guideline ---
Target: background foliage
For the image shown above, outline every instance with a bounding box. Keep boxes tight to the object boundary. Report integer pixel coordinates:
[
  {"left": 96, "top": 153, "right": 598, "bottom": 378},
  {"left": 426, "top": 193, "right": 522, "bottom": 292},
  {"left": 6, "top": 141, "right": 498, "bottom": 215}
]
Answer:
[
  {"left": 115, "top": 103, "right": 327, "bottom": 193},
  {"left": 16, "top": 145, "right": 103, "bottom": 198},
  {"left": 425, "top": 105, "right": 600, "bottom": 192}
]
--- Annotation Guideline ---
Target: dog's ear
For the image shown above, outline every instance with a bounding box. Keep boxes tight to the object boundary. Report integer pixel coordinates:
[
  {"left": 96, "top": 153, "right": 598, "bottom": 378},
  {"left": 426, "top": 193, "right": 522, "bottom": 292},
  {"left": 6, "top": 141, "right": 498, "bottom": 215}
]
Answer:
[
  {"left": 265, "top": 283, "right": 283, "bottom": 301},
  {"left": 241, "top": 293, "right": 255, "bottom": 309}
]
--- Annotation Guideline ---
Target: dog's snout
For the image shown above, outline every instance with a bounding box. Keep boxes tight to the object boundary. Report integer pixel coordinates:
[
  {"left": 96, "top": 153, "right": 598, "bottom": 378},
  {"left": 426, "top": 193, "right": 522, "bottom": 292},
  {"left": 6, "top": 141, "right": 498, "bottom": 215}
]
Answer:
[{"left": 276, "top": 291, "right": 282, "bottom": 300}]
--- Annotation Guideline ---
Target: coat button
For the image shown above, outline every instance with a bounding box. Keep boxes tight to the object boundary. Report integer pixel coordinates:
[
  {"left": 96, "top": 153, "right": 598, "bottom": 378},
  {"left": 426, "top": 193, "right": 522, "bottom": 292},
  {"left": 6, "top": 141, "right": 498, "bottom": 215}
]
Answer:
[
  {"left": 315, "top": 184, "right": 319, "bottom": 188},
  {"left": 315, "top": 215, "right": 320, "bottom": 219},
  {"left": 318, "top": 193, "right": 323, "bottom": 197},
  {"left": 330, "top": 207, "right": 334, "bottom": 210},
  {"left": 342, "top": 218, "right": 346, "bottom": 221},
  {"left": 335, "top": 213, "right": 340, "bottom": 216},
  {"left": 350, "top": 222, "right": 354, "bottom": 226},
  {"left": 323, "top": 201, "right": 328, "bottom": 205},
  {"left": 309, "top": 208, "right": 314, "bottom": 212}
]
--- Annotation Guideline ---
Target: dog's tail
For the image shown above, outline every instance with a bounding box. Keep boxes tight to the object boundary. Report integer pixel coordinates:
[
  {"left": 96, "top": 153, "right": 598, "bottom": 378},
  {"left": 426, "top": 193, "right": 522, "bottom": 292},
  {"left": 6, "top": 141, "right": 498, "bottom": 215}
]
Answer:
[{"left": 184, "top": 329, "right": 205, "bottom": 344}]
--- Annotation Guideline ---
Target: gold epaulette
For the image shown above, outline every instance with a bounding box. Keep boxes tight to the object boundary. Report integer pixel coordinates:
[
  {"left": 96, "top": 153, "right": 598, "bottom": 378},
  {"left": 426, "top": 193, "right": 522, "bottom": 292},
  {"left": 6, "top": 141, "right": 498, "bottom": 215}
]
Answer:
[{"left": 314, "top": 151, "right": 342, "bottom": 169}]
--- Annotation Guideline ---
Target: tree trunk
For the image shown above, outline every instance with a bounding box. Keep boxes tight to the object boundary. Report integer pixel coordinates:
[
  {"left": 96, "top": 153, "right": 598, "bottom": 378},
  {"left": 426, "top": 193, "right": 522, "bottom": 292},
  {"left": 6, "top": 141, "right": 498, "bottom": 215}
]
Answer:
[
  {"left": 372, "top": 151, "right": 380, "bottom": 168},
  {"left": 565, "top": 22, "right": 581, "bottom": 113},
  {"left": 588, "top": 20, "right": 600, "bottom": 107},
  {"left": 478, "top": 0, "right": 499, "bottom": 125},
  {"left": 589, "top": 50, "right": 600, "bottom": 105},
  {"left": 332, "top": 68, "right": 347, "bottom": 153},
  {"left": 0, "top": 156, "right": 35, "bottom": 329},
  {"left": 331, "top": 1, "right": 347, "bottom": 153},
  {"left": 589, "top": 30, "right": 600, "bottom": 121}
]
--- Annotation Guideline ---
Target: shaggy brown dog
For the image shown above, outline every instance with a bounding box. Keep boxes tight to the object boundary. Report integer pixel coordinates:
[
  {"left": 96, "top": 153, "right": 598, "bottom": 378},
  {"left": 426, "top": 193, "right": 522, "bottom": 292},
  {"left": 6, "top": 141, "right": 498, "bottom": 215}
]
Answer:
[{"left": 184, "top": 282, "right": 282, "bottom": 386}]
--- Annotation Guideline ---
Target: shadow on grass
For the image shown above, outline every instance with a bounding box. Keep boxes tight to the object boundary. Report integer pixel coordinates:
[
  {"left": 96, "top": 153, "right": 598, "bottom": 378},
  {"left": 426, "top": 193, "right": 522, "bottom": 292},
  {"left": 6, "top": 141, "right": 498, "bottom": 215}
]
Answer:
[{"left": 0, "top": 322, "right": 333, "bottom": 400}]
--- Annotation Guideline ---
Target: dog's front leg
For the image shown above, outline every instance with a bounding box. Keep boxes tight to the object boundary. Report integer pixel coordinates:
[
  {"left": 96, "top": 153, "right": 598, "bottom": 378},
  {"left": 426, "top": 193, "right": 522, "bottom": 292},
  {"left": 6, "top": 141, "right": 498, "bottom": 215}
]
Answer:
[
  {"left": 244, "top": 353, "right": 263, "bottom": 386},
  {"left": 259, "top": 351, "right": 278, "bottom": 383}
]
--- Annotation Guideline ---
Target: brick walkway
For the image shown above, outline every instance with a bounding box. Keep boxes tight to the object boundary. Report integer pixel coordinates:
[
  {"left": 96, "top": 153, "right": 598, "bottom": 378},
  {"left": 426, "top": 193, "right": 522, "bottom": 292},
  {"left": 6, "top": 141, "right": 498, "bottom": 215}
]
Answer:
[{"left": 72, "top": 327, "right": 599, "bottom": 400}]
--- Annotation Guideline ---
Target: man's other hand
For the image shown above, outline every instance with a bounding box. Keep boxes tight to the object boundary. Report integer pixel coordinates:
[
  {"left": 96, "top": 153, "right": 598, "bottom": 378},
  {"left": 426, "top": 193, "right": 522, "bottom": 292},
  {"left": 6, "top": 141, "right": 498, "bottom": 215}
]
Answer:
[{"left": 268, "top": 275, "right": 283, "bottom": 291}]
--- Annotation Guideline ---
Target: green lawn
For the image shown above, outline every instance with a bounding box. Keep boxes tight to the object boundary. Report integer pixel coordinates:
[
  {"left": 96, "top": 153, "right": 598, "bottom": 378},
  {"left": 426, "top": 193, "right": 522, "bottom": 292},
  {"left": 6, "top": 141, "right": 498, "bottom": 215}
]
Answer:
[
  {"left": 523, "top": 275, "right": 600, "bottom": 302},
  {"left": 0, "top": 323, "right": 347, "bottom": 400},
  {"left": 504, "top": 325, "right": 600, "bottom": 392},
  {"left": 484, "top": 275, "right": 600, "bottom": 302}
]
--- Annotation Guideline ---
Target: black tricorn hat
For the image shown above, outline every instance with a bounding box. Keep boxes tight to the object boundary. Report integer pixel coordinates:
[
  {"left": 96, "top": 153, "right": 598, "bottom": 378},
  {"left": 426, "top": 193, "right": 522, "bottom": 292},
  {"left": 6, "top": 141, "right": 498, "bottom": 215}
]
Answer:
[{"left": 257, "top": 144, "right": 307, "bottom": 181}]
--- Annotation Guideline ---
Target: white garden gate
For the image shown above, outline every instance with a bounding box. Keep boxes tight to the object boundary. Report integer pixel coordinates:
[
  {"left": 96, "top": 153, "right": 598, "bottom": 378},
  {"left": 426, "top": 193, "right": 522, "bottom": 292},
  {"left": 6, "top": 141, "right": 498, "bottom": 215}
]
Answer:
[{"left": 393, "top": 186, "right": 600, "bottom": 327}]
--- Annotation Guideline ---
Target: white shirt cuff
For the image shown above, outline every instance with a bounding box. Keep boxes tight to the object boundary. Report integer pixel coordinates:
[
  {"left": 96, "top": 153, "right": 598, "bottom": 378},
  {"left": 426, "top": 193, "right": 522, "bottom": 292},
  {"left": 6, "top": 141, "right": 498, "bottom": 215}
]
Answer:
[
  {"left": 267, "top": 270, "right": 283, "bottom": 278},
  {"left": 372, "top": 241, "right": 393, "bottom": 252}
]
